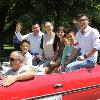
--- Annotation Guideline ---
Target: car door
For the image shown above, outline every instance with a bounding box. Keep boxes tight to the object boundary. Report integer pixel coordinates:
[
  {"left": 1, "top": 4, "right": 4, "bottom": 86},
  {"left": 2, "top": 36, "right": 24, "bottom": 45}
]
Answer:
[
  {"left": 28, "top": 73, "right": 66, "bottom": 100},
  {"left": 0, "top": 73, "right": 66, "bottom": 100},
  {"left": 61, "top": 66, "right": 100, "bottom": 100}
]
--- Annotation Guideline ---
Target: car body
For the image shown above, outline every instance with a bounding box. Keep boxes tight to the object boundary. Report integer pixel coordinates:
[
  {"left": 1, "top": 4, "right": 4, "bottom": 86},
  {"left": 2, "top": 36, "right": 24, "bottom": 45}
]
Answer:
[{"left": 0, "top": 64, "right": 100, "bottom": 100}]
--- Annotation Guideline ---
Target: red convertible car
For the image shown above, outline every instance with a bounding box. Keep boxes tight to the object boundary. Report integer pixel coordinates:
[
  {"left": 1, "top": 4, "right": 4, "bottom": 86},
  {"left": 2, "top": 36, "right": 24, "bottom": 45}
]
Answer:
[{"left": 0, "top": 64, "right": 100, "bottom": 100}]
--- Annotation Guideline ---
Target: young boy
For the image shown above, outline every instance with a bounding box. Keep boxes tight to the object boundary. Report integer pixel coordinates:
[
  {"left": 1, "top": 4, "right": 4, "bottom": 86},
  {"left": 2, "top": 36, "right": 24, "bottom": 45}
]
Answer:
[{"left": 20, "top": 39, "right": 33, "bottom": 66}]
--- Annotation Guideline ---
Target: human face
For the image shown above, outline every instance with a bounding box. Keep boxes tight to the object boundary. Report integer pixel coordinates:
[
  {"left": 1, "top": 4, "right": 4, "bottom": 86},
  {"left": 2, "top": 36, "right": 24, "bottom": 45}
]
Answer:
[
  {"left": 57, "top": 30, "right": 65, "bottom": 38},
  {"left": 32, "top": 24, "right": 40, "bottom": 35},
  {"left": 65, "top": 32, "right": 74, "bottom": 39},
  {"left": 20, "top": 42, "right": 30, "bottom": 54},
  {"left": 78, "top": 16, "right": 89, "bottom": 30},
  {"left": 9, "top": 52, "right": 22, "bottom": 70},
  {"left": 65, "top": 32, "right": 75, "bottom": 43},
  {"left": 44, "top": 22, "right": 54, "bottom": 33}
]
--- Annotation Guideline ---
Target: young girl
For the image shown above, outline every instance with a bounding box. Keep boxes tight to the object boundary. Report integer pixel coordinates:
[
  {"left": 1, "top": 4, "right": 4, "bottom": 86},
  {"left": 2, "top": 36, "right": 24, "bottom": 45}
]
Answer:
[{"left": 60, "top": 28, "right": 81, "bottom": 72}]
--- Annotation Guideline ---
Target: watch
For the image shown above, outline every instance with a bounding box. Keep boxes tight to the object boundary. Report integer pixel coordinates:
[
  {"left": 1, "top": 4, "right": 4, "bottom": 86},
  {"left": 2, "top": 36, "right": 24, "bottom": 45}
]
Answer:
[{"left": 84, "top": 54, "right": 87, "bottom": 58}]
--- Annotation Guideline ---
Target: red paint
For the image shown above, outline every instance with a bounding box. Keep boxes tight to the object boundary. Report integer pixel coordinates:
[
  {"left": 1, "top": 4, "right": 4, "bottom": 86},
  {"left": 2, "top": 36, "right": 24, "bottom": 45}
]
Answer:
[{"left": 0, "top": 65, "right": 100, "bottom": 100}]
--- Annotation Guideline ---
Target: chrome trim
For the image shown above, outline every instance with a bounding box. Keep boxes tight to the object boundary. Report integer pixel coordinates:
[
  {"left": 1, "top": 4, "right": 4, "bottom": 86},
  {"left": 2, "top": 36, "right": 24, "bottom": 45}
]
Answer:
[{"left": 24, "top": 84, "right": 100, "bottom": 100}]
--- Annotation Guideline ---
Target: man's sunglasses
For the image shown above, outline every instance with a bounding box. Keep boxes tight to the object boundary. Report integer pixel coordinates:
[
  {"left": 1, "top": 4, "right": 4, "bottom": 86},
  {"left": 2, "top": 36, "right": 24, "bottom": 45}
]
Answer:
[{"left": 9, "top": 57, "right": 21, "bottom": 61}]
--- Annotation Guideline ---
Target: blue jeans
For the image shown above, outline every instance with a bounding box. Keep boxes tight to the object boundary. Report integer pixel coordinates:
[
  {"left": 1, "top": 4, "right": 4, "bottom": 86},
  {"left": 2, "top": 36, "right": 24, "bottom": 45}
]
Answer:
[
  {"left": 64, "top": 60, "right": 96, "bottom": 72},
  {"left": 38, "top": 59, "right": 51, "bottom": 67}
]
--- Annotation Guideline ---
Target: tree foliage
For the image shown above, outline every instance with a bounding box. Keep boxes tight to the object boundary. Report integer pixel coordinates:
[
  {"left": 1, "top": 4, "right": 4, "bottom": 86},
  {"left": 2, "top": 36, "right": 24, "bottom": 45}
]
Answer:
[{"left": 0, "top": 0, "right": 99, "bottom": 46}]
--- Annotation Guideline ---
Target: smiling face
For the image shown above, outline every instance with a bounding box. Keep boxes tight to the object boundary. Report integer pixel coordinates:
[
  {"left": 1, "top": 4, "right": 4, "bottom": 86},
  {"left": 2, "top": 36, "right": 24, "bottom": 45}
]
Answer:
[
  {"left": 57, "top": 30, "right": 65, "bottom": 38},
  {"left": 65, "top": 31, "right": 75, "bottom": 39},
  {"left": 44, "top": 22, "right": 54, "bottom": 34},
  {"left": 78, "top": 15, "right": 89, "bottom": 30},
  {"left": 32, "top": 24, "right": 40, "bottom": 35},
  {"left": 20, "top": 42, "right": 30, "bottom": 54}
]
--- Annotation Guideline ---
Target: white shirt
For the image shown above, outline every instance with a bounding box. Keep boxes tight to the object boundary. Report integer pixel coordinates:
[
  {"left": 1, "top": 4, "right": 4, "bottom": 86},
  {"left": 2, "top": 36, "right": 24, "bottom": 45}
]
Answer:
[
  {"left": 75, "top": 25, "right": 100, "bottom": 62},
  {"left": 23, "top": 52, "right": 32, "bottom": 66},
  {"left": 43, "top": 34, "right": 55, "bottom": 58},
  {"left": 15, "top": 31, "right": 44, "bottom": 57}
]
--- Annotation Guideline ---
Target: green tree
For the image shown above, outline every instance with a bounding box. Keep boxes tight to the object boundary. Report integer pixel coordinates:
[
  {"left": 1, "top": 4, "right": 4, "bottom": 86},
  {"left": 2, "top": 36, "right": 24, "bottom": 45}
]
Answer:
[{"left": 0, "top": 0, "right": 99, "bottom": 48}]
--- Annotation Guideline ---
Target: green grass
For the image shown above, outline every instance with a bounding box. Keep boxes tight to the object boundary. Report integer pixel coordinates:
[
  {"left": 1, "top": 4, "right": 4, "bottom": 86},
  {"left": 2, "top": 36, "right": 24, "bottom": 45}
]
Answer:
[
  {"left": 0, "top": 44, "right": 14, "bottom": 62},
  {"left": 3, "top": 44, "right": 14, "bottom": 50}
]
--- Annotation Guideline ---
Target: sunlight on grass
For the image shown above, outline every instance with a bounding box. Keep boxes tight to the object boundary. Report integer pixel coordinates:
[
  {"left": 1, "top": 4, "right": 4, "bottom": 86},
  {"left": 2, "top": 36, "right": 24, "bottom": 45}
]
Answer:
[{"left": 4, "top": 44, "right": 14, "bottom": 50}]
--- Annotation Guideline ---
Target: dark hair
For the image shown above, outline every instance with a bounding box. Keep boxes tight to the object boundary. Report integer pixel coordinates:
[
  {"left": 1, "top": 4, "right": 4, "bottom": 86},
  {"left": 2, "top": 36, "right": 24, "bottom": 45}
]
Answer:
[
  {"left": 55, "top": 26, "right": 67, "bottom": 34},
  {"left": 55, "top": 26, "right": 64, "bottom": 32},
  {"left": 20, "top": 39, "right": 30, "bottom": 46},
  {"left": 64, "top": 28, "right": 75, "bottom": 37},
  {"left": 78, "top": 14, "right": 89, "bottom": 21}
]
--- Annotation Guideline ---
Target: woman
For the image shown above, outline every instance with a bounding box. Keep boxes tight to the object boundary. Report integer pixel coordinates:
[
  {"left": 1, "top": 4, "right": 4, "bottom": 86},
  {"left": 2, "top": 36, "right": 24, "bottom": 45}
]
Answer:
[
  {"left": 50, "top": 26, "right": 66, "bottom": 70},
  {"left": 60, "top": 28, "right": 81, "bottom": 72},
  {"left": 40, "top": 22, "right": 59, "bottom": 73}
]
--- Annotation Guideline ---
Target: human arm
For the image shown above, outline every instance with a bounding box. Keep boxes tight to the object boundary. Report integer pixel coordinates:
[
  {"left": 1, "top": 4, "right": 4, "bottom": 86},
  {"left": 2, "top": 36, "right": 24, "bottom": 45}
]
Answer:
[
  {"left": 15, "top": 23, "right": 28, "bottom": 41},
  {"left": 15, "top": 32, "right": 28, "bottom": 41},
  {"left": 77, "top": 29, "right": 100, "bottom": 61},
  {"left": 77, "top": 48, "right": 97, "bottom": 61},
  {"left": 15, "top": 24, "right": 28, "bottom": 41},
  {"left": 2, "top": 71, "right": 35, "bottom": 87},
  {"left": 64, "top": 48, "right": 78, "bottom": 65}
]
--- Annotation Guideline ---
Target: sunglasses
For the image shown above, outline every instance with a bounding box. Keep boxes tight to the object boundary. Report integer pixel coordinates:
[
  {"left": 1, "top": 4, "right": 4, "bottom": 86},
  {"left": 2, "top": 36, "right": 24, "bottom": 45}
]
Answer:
[{"left": 9, "top": 57, "right": 21, "bottom": 61}]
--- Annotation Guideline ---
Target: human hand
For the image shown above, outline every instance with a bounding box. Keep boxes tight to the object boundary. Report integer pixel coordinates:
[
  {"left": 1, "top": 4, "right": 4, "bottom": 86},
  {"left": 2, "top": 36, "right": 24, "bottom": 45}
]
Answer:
[
  {"left": 77, "top": 55, "right": 85, "bottom": 61},
  {"left": 39, "top": 56, "right": 44, "bottom": 61},
  {"left": 16, "top": 24, "right": 22, "bottom": 33},
  {"left": 60, "top": 64, "right": 64, "bottom": 68},
  {"left": 58, "top": 66, "right": 64, "bottom": 73},
  {"left": 50, "top": 61, "right": 58, "bottom": 66},
  {"left": 0, "top": 75, "right": 7, "bottom": 80},
  {"left": 64, "top": 60, "right": 70, "bottom": 66},
  {"left": 2, "top": 75, "right": 16, "bottom": 87},
  {"left": 32, "top": 56, "right": 37, "bottom": 61}
]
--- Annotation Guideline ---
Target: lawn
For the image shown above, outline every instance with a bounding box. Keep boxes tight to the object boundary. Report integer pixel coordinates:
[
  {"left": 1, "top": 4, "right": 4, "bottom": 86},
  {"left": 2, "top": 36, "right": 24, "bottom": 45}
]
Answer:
[{"left": 0, "top": 44, "right": 14, "bottom": 62}]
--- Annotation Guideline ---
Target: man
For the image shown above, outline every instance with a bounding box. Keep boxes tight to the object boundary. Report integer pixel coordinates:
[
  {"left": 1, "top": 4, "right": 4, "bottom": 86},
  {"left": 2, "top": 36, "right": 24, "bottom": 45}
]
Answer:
[
  {"left": 15, "top": 22, "right": 44, "bottom": 65},
  {"left": 13, "top": 22, "right": 22, "bottom": 50},
  {"left": 2, "top": 51, "right": 35, "bottom": 87},
  {"left": 62, "top": 14, "right": 100, "bottom": 72}
]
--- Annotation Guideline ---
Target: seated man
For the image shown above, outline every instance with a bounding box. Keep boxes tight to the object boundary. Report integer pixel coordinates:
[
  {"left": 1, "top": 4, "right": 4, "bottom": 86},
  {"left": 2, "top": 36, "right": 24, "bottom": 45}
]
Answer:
[
  {"left": 1, "top": 51, "right": 35, "bottom": 87},
  {"left": 61, "top": 14, "right": 100, "bottom": 72}
]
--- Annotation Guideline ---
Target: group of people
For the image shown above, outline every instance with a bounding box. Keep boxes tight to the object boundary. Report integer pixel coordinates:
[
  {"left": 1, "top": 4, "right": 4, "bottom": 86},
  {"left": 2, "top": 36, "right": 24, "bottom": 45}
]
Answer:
[{"left": 1, "top": 14, "right": 100, "bottom": 87}]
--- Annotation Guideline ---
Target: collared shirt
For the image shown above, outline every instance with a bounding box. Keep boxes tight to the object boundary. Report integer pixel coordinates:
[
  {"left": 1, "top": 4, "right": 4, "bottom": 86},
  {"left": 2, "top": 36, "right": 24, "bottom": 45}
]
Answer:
[
  {"left": 75, "top": 25, "right": 100, "bottom": 62},
  {"left": 15, "top": 31, "right": 44, "bottom": 57},
  {"left": 23, "top": 52, "right": 32, "bottom": 66}
]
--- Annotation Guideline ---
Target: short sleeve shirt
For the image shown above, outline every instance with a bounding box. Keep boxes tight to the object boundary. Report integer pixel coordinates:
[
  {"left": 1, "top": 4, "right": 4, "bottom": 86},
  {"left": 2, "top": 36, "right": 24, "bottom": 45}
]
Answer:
[{"left": 5, "top": 65, "right": 32, "bottom": 75}]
